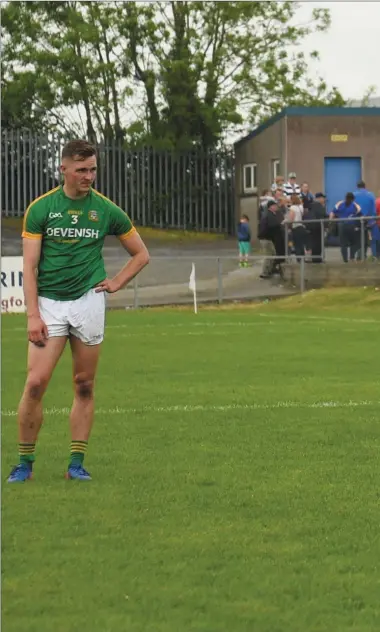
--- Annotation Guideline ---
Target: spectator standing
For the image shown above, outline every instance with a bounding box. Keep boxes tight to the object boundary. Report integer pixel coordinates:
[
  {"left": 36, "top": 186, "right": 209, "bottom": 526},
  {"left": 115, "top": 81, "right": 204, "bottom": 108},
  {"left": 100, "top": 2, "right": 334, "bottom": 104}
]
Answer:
[
  {"left": 258, "top": 188, "right": 284, "bottom": 230},
  {"left": 271, "top": 175, "right": 285, "bottom": 194},
  {"left": 352, "top": 181, "right": 376, "bottom": 259},
  {"left": 330, "top": 193, "right": 361, "bottom": 263},
  {"left": 300, "top": 182, "right": 314, "bottom": 211},
  {"left": 280, "top": 194, "right": 295, "bottom": 252},
  {"left": 259, "top": 201, "right": 285, "bottom": 278},
  {"left": 300, "top": 182, "right": 314, "bottom": 259},
  {"left": 237, "top": 214, "right": 251, "bottom": 268},
  {"left": 258, "top": 189, "right": 274, "bottom": 239},
  {"left": 307, "top": 193, "right": 327, "bottom": 263},
  {"left": 277, "top": 194, "right": 289, "bottom": 219},
  {"left": 258, "top": 195, "right": 276, "bottom": 278},
  {"left": 283, "top": 172, "right": 301, "bottom": 198},
  {"left": 376, "top": 192, "right": 380, "bottom": 217},
  {"left": 258, "top": 189, "right": 273, "bottom": 219},
  {"left": 287, "top": 195, "right": 307, "bottom": 261}
]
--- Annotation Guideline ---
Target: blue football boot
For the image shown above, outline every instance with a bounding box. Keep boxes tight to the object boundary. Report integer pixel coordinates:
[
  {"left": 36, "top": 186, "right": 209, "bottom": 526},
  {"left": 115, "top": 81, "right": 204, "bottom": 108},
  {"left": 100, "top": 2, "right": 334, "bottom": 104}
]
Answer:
[
  {"left": 65, "top": 465, "right": 92, "bottom": 481},
  {"left": 7, "top": 463, "right": 33, "bottom": 483}
]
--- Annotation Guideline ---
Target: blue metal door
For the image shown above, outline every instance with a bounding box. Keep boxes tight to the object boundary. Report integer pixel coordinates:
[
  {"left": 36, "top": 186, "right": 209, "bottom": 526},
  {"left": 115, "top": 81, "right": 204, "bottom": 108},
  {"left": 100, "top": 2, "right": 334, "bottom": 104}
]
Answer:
[{"left": 324, "top": 157, "right": 362, "bottom": 212}]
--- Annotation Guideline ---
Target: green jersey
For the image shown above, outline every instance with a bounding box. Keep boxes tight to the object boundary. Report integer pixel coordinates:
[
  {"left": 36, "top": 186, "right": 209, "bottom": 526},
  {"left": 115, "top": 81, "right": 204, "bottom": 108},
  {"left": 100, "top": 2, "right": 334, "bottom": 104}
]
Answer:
[{"left": 22, "top": 186, "right": 135, "bottom": 301}]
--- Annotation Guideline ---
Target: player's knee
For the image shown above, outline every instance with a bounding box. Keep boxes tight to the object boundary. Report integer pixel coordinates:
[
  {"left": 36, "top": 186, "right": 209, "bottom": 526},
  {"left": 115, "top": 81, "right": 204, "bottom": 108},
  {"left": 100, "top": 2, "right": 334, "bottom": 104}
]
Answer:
[
  {"left": 74, "top": 373, "right": 94, "bottom": 400},
  {"left": 26, "top": 375, "right": 48, "bottom": 400}
]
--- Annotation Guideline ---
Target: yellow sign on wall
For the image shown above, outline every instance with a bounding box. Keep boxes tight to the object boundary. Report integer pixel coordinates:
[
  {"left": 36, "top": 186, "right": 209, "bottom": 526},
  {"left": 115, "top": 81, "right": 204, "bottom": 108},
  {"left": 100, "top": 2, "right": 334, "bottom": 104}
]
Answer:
[{"left": 331, "top": 134, "right": 348, "bottom": 142}]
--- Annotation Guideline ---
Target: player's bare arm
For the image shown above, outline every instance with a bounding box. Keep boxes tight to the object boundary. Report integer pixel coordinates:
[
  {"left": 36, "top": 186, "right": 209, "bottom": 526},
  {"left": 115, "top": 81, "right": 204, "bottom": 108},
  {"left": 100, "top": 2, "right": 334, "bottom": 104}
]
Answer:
[
  {"left": 23, "top": 238, "right": 48, "bottom": 346},
  {"left": 95, "top": 231, "right": 150, "bottom": 294}
]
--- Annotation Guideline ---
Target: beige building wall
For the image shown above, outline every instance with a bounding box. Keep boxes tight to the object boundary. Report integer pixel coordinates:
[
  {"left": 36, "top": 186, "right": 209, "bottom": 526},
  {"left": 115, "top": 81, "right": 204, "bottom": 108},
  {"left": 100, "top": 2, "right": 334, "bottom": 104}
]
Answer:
[
  {"left": 286, "top": 115, "right": 380, "bottom": 194},
  {"left": 235, "top": 117, "right": 286, "bottom": 241}
]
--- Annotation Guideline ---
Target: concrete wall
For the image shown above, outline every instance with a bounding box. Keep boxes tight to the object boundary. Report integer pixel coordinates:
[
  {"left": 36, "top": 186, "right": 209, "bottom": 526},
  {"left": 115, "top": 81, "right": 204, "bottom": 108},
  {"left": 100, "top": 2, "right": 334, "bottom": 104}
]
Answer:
[
  {"left": 235, "top": 118, "right": 286, "bottom": 241},
  {"left": 283, "top": 262, "right": 380, "bottom": 290},
  {"left": 286, "top": 115, "right": 380, "bottom": 194}
]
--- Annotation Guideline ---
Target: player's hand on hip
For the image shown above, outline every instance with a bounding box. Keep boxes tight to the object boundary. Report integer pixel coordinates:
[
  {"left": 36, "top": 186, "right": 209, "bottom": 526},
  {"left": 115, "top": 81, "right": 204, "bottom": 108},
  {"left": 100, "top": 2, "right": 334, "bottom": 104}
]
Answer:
[
  {"left": 95, "top": 278, "right": 119, "bottom": 294},
  {"left": 28, "top": 315, "right": 48, "bottom": 347}
]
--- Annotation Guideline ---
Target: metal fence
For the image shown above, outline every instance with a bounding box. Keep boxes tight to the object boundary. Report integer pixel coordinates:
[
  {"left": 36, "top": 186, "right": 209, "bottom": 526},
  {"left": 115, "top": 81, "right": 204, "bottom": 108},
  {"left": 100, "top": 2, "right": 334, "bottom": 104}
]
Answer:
[
  {"left": 103, "top": 215, "right": 380, "bottom": 309},
  {"left": 102, "top": 250, "right": 380, "bottom": 311},
  {"left": 104, "top": 255, "right": 295, "bottom": 310},
  {"left": 1, "top": 129, "right": 235, "bottom": 233},
  {"left": 284, "top": 216, "right": 380, "bottom": 262}
]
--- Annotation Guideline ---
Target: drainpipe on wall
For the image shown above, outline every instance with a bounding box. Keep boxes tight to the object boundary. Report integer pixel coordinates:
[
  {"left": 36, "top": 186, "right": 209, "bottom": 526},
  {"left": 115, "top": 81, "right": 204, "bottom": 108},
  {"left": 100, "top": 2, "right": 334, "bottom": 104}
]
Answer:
[{"left": 284, "top": 115, "right": 288, "bottom": 177}]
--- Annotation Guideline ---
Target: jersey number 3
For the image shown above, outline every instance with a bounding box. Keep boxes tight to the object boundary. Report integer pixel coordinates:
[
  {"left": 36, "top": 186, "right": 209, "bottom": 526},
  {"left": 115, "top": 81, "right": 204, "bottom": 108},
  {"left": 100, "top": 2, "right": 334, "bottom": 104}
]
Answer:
[{"left": 71, "top": 215, "right": 79, "bottom": 225}]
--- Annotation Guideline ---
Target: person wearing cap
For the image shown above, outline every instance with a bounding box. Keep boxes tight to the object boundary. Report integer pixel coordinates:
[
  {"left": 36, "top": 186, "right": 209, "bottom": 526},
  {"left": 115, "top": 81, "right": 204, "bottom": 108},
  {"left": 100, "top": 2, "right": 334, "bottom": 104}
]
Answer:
[
  {"left": 283, "top": 172, "right": 301, "bottom": 198},
  {"left": 307, "top": 193, "right": 328, "bottom": 263},
  {"left": 258, "top": 189, "right": 274, "bottom": 220},
  {"left": 258, "top": 200, "right": 285, "bottom": 277}
]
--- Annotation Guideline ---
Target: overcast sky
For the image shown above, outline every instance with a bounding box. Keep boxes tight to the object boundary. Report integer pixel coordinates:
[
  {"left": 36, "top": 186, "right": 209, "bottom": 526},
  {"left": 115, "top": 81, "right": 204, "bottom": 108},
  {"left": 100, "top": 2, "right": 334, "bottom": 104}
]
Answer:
[{"left": 298, "top": 1, "right": 380, "bottom": 101}]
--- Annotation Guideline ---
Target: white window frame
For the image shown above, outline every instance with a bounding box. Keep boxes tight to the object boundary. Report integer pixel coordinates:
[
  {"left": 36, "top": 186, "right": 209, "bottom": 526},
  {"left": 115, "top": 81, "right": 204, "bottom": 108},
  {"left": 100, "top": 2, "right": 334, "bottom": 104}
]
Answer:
[
  {"left": 272, "top": 159, "right": 281, "bottom": 182},
  {"left": 242, "top": 163, "right": 257, "bottom": 194}
]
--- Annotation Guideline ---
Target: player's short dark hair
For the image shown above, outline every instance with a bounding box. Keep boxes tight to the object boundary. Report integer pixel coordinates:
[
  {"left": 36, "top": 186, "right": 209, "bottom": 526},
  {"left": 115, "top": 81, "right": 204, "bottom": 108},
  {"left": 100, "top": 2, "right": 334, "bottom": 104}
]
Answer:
[
  {"left": 61, "top": 139, "right": 96, "bottom": 161},
  {"left": 357, "top": 180, "right": 365, "bottom": 189}
]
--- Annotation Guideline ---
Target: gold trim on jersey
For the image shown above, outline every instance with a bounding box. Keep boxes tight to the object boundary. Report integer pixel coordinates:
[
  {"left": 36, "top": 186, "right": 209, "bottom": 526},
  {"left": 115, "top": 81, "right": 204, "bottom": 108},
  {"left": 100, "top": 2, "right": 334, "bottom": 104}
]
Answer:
[
  {"left": 22, "top": 186, "right": 61, "bottom": 237},
  {"left": 22, "top": 232, "right": 43, "bottom": 240},
  {"left": 119, "top": 227, "right": 137, "bottom": 241}
]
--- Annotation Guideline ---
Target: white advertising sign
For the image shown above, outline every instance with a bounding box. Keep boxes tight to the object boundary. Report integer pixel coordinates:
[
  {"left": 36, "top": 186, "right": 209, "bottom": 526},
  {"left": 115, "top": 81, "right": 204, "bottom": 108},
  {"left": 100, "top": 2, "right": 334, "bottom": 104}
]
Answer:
[{"left": 1, "top": 256, "right": 26, "bottom": 313}]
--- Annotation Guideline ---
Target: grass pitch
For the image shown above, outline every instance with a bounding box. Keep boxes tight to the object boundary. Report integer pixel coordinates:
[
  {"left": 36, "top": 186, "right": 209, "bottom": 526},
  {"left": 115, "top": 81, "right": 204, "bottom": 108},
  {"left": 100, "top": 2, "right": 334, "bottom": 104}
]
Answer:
[{"left": 2, "top": 290, "right": 380, "bottom": 632}]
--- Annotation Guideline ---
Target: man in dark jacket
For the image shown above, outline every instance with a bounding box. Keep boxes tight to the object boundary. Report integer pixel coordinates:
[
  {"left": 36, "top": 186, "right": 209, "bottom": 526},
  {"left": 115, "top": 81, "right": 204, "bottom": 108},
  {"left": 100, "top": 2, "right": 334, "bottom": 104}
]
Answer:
[
  {"left": 307, "top": 193, "right": 327, "bottom": 263},
  {"left": 258, "top": 201, "right": 285, "bottom": 276},
  {"left": 300, "top": 182, "right": 314, "bottom": 211}
]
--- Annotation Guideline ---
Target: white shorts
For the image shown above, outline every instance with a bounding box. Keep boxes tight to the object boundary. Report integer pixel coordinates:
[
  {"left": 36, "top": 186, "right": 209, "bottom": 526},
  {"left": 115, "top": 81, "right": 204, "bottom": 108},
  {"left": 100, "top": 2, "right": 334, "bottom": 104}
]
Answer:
[{"left": 38, "top": 288, "right": 106, "bottom": 346}]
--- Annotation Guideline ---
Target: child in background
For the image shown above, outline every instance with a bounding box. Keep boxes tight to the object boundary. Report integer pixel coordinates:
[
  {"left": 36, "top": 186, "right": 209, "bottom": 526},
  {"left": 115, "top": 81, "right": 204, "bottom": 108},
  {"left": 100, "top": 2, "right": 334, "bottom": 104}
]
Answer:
[{"left": 237, "top": 214, "right": 251, "bottom": 267}]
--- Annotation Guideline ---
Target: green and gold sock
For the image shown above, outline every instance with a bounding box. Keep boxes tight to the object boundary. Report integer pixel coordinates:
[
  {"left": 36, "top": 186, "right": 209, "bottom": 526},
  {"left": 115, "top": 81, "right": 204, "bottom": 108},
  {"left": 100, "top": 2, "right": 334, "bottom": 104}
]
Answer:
[
  {"left": 19, "top": 443, "right": 35, "bottom": 465},
  {"left": 70, "top": 441, "right": 88, "bottom": 467}
]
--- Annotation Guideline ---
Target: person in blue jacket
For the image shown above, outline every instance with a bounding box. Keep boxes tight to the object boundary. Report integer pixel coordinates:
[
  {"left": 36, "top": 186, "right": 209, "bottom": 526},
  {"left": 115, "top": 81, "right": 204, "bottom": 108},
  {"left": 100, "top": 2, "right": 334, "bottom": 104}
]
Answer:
[
  {"left": 237, "top": 214, "right": 252, "bottom": 267},
  {"left": 352, "top": 181, "right": 376, "bottom": 259},
  {"left": 330, "top": 193, "right": 362, "bottom": 262}
]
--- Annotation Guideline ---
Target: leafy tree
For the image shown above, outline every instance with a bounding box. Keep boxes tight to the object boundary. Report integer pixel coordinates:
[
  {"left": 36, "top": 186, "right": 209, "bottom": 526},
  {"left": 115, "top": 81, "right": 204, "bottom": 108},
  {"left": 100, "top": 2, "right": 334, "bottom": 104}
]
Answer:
[
  {"left": 2, "top": 1, "right": 346, "bottom": 147},
  {"left": 1, "top": 1, "right": 125, "bottom": 140},
  {"left": 118, "top": 1, "right": 345, "bottom": 147}
]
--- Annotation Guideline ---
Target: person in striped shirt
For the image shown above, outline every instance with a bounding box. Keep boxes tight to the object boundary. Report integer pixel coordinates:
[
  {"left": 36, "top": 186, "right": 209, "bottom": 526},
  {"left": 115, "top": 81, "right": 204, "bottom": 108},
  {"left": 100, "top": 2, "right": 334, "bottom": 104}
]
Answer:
[{"left": 283, "top": 172, "right": 301, "bottom": 198}]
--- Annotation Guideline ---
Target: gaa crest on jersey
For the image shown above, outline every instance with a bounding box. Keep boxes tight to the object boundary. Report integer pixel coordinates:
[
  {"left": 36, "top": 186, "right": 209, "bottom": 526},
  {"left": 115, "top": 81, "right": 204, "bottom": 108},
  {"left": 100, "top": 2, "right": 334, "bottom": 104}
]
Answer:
[{"left": 88, "top": 210, "right": 99, "bottom": 222}]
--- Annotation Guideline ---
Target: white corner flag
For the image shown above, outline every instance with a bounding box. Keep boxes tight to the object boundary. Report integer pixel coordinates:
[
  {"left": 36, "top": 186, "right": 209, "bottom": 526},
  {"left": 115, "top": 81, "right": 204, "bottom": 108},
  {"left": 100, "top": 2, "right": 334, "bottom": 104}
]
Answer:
[{"left": 189, "top": 262, "right": 198, "bottom": 314}]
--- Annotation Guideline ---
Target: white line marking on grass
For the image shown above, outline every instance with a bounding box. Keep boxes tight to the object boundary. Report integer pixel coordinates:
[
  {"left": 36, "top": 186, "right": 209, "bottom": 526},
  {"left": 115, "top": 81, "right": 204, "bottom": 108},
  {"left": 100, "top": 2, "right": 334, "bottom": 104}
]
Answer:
[
  {"left": 2, "top": 400, "right": 379, "bottom": 418},
  {"left": 4, "top": 313, "right": 378, "bottom": 336},
  {"left": 1, "top": 321, "right": 372, "bottom": 343}
]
